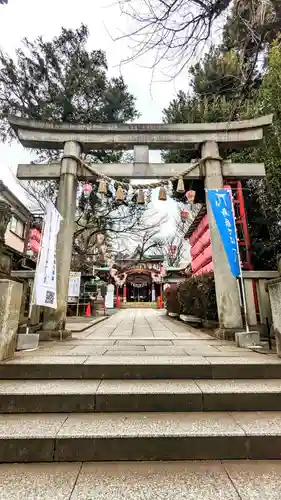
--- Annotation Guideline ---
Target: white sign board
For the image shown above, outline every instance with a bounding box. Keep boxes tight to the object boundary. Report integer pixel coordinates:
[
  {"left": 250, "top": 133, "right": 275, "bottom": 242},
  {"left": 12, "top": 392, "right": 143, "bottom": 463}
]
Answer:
[
  {"left": 68, "top": 272, "right": 81, "bottom": 298},
  {"left": 105, "top": 283, "right": 114, "bottom": 309},
  {"left": 33, "top": 201, "right": 62, "bottom": 309}
]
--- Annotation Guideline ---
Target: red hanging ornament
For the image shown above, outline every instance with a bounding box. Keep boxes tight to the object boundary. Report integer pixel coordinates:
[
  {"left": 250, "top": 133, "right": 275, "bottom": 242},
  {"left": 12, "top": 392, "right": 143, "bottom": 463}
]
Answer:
[
  {"left": 181, "top": 210, "right": 189, "bottom": 221},
  {"left": 185, "top": 190, "right": 196, "bottom": 202},
  {"left": 83, "top": 182, "right": 93, "bottom": 199}
]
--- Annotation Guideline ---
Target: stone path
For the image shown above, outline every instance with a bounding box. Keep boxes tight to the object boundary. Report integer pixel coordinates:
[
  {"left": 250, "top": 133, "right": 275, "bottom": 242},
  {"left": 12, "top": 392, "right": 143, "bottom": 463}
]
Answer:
[{"left": 11, "top": 308, "right": 278, "bottom": 361}]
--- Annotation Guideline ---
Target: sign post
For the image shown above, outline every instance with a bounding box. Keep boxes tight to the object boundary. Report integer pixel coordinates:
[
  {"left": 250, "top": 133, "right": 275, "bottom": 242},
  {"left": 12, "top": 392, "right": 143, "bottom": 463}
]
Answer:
[{"left": 68, "top": 272, "right": 81, "bottom": 299}]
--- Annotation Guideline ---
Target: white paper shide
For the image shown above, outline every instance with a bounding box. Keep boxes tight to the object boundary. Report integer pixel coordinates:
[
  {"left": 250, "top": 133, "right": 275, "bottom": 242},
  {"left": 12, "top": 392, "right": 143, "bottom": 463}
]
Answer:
[{"left": 33, "top": 201, "right": 62, "bottom": 309}]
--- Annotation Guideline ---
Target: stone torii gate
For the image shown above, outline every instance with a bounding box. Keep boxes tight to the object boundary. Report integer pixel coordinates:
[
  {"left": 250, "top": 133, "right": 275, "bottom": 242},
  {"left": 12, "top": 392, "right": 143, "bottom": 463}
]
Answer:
[{"left": 9, "top": 114, "right": 272, "bottom": 338}]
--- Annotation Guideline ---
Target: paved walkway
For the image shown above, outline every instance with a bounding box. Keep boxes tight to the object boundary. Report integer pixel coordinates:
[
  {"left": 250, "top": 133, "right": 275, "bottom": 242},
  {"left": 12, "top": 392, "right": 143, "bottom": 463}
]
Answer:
[{"left": 10, "top": 309, "right": 278, "bottom": 362}]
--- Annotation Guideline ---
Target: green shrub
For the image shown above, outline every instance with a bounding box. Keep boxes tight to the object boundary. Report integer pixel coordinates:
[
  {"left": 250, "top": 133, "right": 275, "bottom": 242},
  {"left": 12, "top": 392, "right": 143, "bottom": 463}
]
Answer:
[
  {"left": 165, "top": 284, "right": 181, "bottom": 314},
  {"left": 178, "top": 272, "right": 218, "bottom": 321},
  {"left": 178, "top": 277, "right": 203, "bottom": 317}
]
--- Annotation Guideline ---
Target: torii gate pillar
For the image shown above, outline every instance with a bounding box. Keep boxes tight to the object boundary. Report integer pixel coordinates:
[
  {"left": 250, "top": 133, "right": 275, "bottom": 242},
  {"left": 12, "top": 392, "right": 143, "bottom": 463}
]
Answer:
[
  {"left": 42, "top": 141, "right": 81, "bottom": 337},
  {"left": 203, "top": 141, "right": 243, "bottom": 331}
]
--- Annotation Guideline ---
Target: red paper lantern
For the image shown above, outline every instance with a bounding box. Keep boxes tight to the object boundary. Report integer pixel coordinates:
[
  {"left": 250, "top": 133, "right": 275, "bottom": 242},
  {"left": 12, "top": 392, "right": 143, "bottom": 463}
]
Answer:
[
  {"left": 186, "top": 190, "right": 196, "bottom": 202},
  {"left": 181, "top": 210, "right": 189, "bottom": 221},
  {"left": 83, "top": 183, "right": 93, "bottom": 199}
]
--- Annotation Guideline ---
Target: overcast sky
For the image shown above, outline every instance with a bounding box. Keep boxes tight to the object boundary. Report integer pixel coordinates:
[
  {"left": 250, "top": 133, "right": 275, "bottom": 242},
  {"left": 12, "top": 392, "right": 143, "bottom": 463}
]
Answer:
[{"left": 0, "top": 0, "right": 191, "bottom": 257}]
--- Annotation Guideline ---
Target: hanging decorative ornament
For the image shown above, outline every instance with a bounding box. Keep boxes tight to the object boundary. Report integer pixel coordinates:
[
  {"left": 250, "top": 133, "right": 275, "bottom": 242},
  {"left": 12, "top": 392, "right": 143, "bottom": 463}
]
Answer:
[
  {"left": 126, "top": 184, "right": 133, "bottom": 201},
  {"left": 168, "top": 180, "right": 173, "bottom": 197},
  {"left": 116, "top": 185, "right": 125, "bottom": 201},
  {"left": 176, "top": 177, "right": 185, "bottom": 194},
  {"left": 146, "top": 188, "right": 152, "bottom": 204},
  {"left": 186, "top": 189, "right": 196, "bottom": 202},
  {"left": 137, "top": 189, "right": 145, "bottom": 204},
  {"left": 108, "top": 180, "right": 116, "bottom": 198},
  {"left": 158, "top": 186, "right": 167, "bottom": 201},
  {"left": 96, "top": 232, "right": 105, "bottom": 245},
  {"left": 26, "top": 248, "right": 33, "bottom": 258},
  {"left": 181, "top": 210, "right": 189, "bottom": 221},
  {"left": 98, "top": 179, "right": 107, "bottom": 195},
  {"left": 83, "top": 182, "right": 93, "bottom": 199},
  {"left": 100, "top": 244, "right": 107, "bottom": 254}
]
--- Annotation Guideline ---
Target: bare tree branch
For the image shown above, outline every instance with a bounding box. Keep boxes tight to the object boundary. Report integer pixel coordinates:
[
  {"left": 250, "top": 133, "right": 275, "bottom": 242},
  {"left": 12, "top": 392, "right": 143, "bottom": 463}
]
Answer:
[{"left": 116, "top": 0, "right": 232, "bottom": 77}]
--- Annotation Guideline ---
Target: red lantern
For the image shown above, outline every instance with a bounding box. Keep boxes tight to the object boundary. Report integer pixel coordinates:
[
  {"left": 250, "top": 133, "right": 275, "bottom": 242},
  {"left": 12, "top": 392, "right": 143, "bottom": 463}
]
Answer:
[
  {"left": 83, "top": 183, "right": 93, "bottom": 199},
  {"left": 186, "top": 190, "right": 196, "bottom": 202},
  {"left": 181, "top": 210, "right": 189, "bottom": 221}
]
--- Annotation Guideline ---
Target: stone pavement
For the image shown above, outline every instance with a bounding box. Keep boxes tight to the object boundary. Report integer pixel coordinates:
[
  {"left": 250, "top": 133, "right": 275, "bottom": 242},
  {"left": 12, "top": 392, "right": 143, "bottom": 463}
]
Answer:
[{"left": 11, "top": 308, "right": 278, "bottom": 360}]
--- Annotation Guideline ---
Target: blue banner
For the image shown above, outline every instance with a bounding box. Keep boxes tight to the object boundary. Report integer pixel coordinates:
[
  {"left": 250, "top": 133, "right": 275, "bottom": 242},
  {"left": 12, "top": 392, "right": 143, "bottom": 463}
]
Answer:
[{"left": 207, "top": 189, "right": 240, "bottom": 277}]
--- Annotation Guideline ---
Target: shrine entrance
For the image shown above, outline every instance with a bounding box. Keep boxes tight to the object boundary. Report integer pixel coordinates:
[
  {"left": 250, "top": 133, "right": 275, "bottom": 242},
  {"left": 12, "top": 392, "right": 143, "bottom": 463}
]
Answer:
[
  {"left": 125, "top": 271, "right": 161, "bottom": 303},
  {"left": 127, "top": 273, "right": 151, "bottom": 302},
  {"left": 11, "top": 113, "right": 272, "bottom": 335}
]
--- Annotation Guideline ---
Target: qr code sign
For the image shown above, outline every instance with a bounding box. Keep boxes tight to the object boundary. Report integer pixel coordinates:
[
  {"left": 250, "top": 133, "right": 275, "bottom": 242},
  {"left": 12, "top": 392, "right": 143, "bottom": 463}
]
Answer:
[{"left": 45, "top": 290, "right": 55, "bottom": 305}]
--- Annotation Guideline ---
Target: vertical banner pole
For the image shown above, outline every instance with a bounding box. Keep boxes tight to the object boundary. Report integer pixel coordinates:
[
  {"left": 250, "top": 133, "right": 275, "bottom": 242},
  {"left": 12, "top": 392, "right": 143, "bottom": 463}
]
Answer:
[
  {"left": 228, "top": 189, "right": 250, "bottom": 333},
  {"left": 207, "top": 188, "right": 250, "bottom": 333}
]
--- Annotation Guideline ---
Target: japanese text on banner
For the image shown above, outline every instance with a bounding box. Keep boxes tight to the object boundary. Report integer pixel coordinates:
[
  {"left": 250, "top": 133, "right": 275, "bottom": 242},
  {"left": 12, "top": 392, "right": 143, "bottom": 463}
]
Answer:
[
  {"left": 207, "top": 189, "right": 240, "bottom": 277},
  {"left": 33, "top": 201, "right": 62, "bottom": 309}
]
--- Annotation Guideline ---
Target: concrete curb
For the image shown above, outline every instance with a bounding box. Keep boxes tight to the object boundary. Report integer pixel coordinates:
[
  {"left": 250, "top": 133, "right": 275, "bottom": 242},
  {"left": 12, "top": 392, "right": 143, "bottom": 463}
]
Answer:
[{"left": 68, "top": 315, "right": 109, "bottom": 333}]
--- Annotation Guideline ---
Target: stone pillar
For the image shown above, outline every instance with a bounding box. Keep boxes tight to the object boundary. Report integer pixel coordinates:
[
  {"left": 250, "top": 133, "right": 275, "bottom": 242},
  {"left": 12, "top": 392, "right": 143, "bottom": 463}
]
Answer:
[
  {"left": 0, "top": 200, "right": 24, "bottom": 359},
  {"left": 0, "top": 200, "right": 12, "bottom": 277},
  {"left": 0, "top": 279, "right": 23, "bottom": 360},
  {"left": 202, "top": 141, "right": 243, "bottom": 332},
  {"left": 41, "top": 141, "right": 81, "bottom": 339},
  {"left": 19, "top": 280, "right": 28, "bottom": 325},
  {"left": 244, "top": 279, "right": 257, "bottom": 326}
]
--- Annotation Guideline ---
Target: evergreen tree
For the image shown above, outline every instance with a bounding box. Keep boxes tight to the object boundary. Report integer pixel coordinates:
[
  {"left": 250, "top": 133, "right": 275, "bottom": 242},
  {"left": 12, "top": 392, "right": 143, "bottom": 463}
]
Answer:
[
  {"left": 0, "top": 24, "right": 143, "bottom": 272},
  {"left": 163, "top": 33, "right": 281, "bottom": 269}
]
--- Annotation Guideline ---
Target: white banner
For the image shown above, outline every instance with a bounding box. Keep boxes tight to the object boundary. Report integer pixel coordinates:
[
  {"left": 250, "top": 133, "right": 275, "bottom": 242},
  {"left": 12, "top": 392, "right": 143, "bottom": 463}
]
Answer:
[
  {"left": 68, "top": 272, "right": 81, "bottom": 298},
  {"left": 105, "top": 283, "right": 114, "bottom": 309},
  {"left": 33, "top": 201, "right": 62, "bottom": 309}
]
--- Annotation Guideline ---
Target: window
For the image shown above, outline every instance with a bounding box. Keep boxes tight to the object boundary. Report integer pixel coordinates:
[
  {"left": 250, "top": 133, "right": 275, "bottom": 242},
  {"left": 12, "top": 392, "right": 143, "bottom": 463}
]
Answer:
[{"left": 9, "top": 216, "right": 25, "bottom": 238}]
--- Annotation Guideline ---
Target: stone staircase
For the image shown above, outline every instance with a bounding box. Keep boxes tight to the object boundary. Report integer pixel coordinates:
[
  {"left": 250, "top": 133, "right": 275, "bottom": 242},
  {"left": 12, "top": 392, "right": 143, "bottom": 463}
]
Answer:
[
  {"left": 121, "top": 301, "right": 157, "bottom": 309},
  {"left": 1, "top": 357, "right": 281, "bottom": 462}
]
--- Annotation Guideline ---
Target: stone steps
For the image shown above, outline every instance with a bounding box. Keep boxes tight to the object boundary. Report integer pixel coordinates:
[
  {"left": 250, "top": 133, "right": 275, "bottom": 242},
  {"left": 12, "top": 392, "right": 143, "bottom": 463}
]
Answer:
[
  {"left": 1, "top": 460, "right": 281, "bottom": 499},
  {"left": 1, "top": 411, "right": 281, "bottom": 462},
  {"left": 1, "top": 356, "right": 281, "bottom": 379},
  {"left": 121, "top": 302, "right": 157, "bottom": 309},
  {"left": 1, "top": 379, "right": 281, "bottom": 413}
]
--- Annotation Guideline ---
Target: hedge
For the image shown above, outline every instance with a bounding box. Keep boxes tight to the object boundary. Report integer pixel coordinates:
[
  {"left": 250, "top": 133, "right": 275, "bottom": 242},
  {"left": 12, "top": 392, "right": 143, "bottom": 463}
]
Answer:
[
  {"left": 164, "top": 272, "right": 218, "bottom": 321},
  {"left": 165, "top": 283, "right": 181, "bottom": 315}
]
